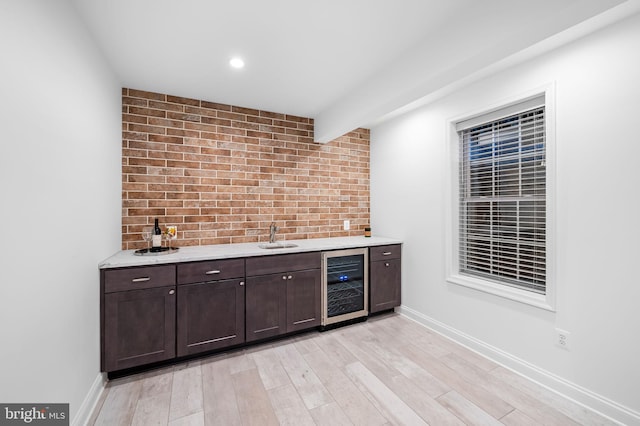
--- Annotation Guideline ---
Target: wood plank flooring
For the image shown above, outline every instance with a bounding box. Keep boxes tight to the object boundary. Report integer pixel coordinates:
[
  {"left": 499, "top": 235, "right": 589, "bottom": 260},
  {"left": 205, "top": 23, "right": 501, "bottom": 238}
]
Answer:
[{"left": 89, "top": 313, "right": 615, "bottom": 426}]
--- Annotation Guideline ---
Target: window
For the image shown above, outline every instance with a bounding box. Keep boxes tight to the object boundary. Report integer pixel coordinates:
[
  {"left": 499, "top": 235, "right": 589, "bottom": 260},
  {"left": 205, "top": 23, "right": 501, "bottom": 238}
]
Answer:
[{"left": 448, "top": 92, "right": 554, "bottom": 309}]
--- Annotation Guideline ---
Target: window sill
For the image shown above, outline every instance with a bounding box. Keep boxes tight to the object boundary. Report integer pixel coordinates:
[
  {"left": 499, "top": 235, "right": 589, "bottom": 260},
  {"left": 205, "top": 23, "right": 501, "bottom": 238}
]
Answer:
[{"left": 447, "top": 273, "right": 555, "bottom": 311}]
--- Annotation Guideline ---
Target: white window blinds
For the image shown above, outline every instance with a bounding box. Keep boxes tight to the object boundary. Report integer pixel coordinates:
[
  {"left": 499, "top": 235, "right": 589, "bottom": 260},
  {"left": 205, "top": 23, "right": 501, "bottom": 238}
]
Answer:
[{"left": 458, "top": 101, "right": 546, "bottom": 294}]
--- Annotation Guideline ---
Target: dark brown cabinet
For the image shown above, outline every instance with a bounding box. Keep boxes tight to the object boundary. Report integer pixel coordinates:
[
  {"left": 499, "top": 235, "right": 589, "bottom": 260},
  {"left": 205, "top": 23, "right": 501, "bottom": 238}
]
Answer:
[
  {"left": 100, "top": 242, "right": 402, "bottom": 375},
  {"left": 101, "top": 265, "right": 176, "bottom": 372},
  {"left": 245, "top": 253, "right": 321, "bottom": 342},
  {"left": 369, "top": 244, "right": 402, "bottom": 313},
  {"left": 176, "top": 259, "right": 245, "bottom": 356}
]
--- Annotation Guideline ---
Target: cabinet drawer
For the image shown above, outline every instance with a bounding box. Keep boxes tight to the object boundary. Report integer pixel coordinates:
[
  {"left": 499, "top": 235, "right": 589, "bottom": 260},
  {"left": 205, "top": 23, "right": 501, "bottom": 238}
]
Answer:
[
  {"left": 178, "top": 258, "right": 245, "bottom": 284},
  {"left": 246, "top": 252, "right": 321, "bottom": 276},
  {"left": 104, "top": 265, "right": 176, "bottom": 293},
  {"left": 370, "top": 244, "right": 402, "bottom": 262}
]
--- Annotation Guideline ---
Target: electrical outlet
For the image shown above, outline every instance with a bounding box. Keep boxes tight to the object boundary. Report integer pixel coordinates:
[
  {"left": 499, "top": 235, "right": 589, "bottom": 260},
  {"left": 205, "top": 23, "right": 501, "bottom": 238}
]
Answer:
[
  {"left": 556, "top": 328, "right": 570, "bottom": 350},
  {"left": 343, "top": 220, "right": 350, "bottom": 231}
]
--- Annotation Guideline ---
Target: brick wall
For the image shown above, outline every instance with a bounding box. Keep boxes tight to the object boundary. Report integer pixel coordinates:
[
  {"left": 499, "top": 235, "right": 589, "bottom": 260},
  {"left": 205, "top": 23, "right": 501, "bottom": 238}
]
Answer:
[{"left": 122, "top": 88, "right": 370, "bottom": 250}]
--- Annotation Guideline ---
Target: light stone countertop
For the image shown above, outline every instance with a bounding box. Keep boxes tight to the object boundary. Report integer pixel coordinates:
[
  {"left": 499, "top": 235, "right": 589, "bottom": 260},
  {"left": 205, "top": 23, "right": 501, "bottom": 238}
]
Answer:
[{"left": 99, "top": 236, "right": 403, "bottom": 269}]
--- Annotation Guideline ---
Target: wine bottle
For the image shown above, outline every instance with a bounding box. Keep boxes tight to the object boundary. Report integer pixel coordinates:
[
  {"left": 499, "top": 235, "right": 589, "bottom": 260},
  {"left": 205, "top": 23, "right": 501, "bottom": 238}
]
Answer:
[{"left": 152, "top": 218, "right": 162, "bottom": 251}]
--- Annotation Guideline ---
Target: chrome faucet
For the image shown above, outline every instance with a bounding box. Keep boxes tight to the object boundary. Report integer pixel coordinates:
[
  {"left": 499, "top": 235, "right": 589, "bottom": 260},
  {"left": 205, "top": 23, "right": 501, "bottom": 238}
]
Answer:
[{"left": 269, "top": 222, "right": 279, "bottom": 243}]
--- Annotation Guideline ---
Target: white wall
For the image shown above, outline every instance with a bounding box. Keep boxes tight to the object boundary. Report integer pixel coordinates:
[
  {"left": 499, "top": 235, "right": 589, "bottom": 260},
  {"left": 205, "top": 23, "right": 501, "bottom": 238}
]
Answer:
[
  {"left": 371, "top": 11, "right": 640, "bottom": 424},
  {"left": 0, "top": 1, "right": 121, "bottom": 424}
]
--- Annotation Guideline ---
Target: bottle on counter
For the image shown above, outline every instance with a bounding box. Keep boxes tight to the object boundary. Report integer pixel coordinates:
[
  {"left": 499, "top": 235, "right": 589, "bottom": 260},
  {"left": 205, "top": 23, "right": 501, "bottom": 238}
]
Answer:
[
  {"left": 364, "top": 226, "right": 371, "bottom": 237},
  {"left": 152, "top": 218, "right": 162, "bottom": 251}
]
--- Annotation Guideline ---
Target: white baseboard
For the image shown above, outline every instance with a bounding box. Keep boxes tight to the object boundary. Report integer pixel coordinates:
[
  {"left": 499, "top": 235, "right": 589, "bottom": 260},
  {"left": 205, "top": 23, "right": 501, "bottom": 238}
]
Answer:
[
  {"left": 398, "top": 305, "right": 640, "bottom": 426},
  {"left": 72, "top": 373, "right": 106, "bottom": 426}
]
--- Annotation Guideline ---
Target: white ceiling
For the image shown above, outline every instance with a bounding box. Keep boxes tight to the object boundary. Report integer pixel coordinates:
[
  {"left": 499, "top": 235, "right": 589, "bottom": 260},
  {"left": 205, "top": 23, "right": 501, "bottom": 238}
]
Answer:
[{"left": 72, "top": 0, "right": 633, "bottom": 142}]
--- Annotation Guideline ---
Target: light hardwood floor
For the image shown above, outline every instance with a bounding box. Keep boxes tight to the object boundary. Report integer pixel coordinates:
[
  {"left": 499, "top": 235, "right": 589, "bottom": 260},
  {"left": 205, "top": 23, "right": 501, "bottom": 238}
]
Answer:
[{"left": 89, "top": 313, "right": 615, "bottom": 425}]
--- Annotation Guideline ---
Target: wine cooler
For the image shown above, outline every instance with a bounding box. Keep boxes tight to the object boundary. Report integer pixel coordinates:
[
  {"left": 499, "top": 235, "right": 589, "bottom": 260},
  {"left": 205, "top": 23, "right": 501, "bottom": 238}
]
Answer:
[{"left": 321, "top": 248, "right": 368, "bottom": 326}]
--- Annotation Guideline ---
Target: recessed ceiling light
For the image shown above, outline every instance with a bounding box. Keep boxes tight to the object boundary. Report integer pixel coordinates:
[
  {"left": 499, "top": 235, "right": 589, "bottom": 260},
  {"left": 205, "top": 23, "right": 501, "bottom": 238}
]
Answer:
[{"left": 229, "top": 57, "right": 245, "bottom": 69}]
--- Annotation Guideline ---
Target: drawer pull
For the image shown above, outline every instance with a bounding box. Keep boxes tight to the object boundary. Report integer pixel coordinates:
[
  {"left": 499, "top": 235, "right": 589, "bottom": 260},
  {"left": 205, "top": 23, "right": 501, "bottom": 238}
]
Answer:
[
  {"left": 205, "top": 270, "right": 221, "bottom": 275},
  {"left": 382, "top": 252, "right": 392, "bottom": 256},
  {"left": 169, "top": 289, "right": 175, "bottom": 295},
  {"left": 385, "top": 262, "right": 390, "bottom": 267},
  {"left": 131, "top": 277, "right": 151, "bottom": 283},
  {"left": 240, "top": 281, "right": 245, "bottom": 286}
]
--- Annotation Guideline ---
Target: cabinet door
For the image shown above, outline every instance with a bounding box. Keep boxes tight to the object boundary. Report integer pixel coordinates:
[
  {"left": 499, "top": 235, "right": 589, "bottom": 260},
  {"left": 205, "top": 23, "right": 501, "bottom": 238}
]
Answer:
[
  {"left": 104, "top": 286, "right": 176, "bottom": 372},
  {"left": 245, "top": 273, "right": 287, "bottom": 342},
  {"left": 286, "top": 269, "right": 321, "bottom": 332},
  {"left": 177, "top": 279, "right": 245, "bottom": 357},
  {"left": 370, "top": 259, "right": 401, "bottom": 313}
]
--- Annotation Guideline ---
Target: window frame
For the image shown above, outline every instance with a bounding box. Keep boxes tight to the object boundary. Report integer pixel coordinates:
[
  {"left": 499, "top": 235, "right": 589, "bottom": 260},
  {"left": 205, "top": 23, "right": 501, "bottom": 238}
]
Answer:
[{"left": 445, "top": 85, "right": 556, "bottom": 311}]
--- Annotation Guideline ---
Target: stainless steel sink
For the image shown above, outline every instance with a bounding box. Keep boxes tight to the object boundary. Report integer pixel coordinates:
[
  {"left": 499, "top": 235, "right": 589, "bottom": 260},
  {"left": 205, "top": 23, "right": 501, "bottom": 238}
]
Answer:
[{"left": 258, "top": 242, "right": 299, "bottom": 249}]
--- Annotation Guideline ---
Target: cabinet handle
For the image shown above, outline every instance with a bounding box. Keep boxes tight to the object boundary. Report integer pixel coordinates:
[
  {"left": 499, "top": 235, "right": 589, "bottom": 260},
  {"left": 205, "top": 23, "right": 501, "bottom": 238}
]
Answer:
[
  {"left": 131, "top": 277, "right": 151, "bottom": 283},
  {"left": 385, "top": 262, "right": 390, "bottom": 267},
  {"left": 288, "top": 275, "right": 293, "bottom": 280},
  {"left": 239, "top": 281, "right": 245, "bottom": 286},
  {"left": 205, "top": 270, "right": 221, "bottom": 275},
  {"left": 282, "top": 276, "right": 287, "bottom": 280},
  {"left": 382, "top": 252, "right": 392, "bottom": 256},
  {"left": 169, "top": 289, "right": 175, "bottom": 295}
]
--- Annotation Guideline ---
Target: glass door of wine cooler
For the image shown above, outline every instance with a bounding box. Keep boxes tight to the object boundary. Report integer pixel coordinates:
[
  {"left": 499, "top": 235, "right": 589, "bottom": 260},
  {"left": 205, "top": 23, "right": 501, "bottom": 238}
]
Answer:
[{"left": 321, "top": 248, "right": 368, "bottom": 326}]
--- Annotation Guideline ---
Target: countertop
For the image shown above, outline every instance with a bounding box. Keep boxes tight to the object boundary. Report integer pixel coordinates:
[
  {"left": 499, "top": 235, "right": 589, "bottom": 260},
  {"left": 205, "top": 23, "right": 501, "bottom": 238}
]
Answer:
[{"left": 99, "top": 236, "right": 403, "bottom": 269}]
